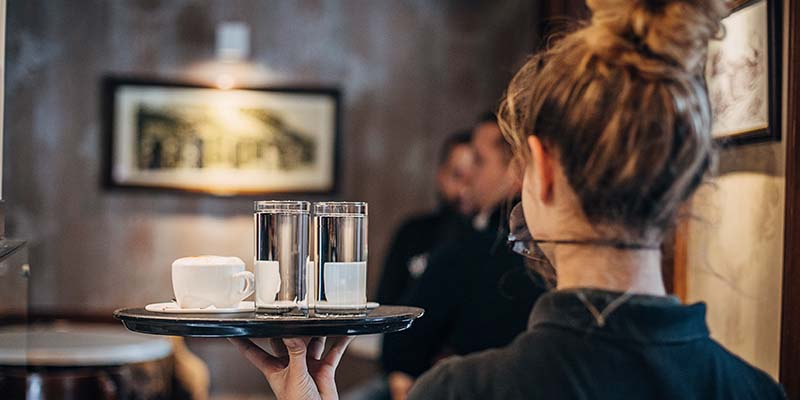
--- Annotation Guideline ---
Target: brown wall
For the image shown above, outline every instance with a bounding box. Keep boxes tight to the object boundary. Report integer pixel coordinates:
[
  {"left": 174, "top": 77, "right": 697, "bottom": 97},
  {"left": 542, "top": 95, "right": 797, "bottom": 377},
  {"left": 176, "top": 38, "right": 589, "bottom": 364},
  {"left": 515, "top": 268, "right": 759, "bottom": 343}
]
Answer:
[
  {"left": 3, "top": 0, "right": 540, "bottom": 313},
  {"left": 683, "top": 0, "right": 791, "bottom": 380}
]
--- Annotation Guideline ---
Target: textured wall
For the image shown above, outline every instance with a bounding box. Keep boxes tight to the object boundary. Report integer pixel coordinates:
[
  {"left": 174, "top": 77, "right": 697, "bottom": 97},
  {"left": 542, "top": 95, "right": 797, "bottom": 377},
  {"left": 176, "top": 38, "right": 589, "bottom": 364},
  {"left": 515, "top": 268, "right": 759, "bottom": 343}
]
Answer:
[
  {"left": 686, "top": 146, "right": 785, "bottom": 379},
  {"left": 685, "top": 0, "right": 790, "bottom": 379},
  {"left": 4, "top": 0, "right": 539, "bottom": 313},
  {"left": 0, "top": 0, "right": 4, "bottom": 199}
]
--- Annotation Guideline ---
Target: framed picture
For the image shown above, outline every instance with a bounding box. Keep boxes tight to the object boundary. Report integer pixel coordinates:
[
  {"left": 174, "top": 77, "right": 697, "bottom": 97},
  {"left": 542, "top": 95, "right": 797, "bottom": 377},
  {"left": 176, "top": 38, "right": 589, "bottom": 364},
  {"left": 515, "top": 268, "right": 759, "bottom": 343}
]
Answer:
[
  {"left": 706, "top": 0, "right": 781, "bottom": 145},
  {"left": 102, "top": 76, "right": 340, "bottom": 195}
]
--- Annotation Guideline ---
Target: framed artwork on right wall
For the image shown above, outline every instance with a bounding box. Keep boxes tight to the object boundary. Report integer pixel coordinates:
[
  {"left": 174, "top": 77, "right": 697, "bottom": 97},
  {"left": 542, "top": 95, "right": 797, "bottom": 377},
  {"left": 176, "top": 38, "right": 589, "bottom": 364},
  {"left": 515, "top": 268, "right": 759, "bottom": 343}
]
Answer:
[{"left": 706, "top": 0, "right": 782, "bottom": 145}]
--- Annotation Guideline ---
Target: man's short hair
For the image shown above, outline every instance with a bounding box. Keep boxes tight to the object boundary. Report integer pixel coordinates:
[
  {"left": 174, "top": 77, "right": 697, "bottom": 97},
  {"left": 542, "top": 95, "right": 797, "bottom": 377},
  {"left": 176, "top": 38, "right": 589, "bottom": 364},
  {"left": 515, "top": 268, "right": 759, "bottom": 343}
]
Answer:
[
  {"left": 477, "top": 111, "right": 498, "bottom": 124},
  {"left": 477, "top": 111, "right": 512, "bottom": 162},
  {"left": 439, "top": 130, "right": 473, "bottom": 167}
]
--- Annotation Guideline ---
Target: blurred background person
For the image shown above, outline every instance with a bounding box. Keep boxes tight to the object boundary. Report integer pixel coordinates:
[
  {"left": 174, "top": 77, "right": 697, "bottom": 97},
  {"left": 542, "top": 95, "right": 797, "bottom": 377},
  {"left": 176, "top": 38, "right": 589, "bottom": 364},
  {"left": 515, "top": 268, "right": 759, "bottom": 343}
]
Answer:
[
  {"left": 379, "top": 113, "right": 548, "bottom": 400},
  {"left": 376, "top": 130, "right": 476, "bottom": 306},
  {"left": 345, "top": 130, "right": 476, "bottom": 400}
]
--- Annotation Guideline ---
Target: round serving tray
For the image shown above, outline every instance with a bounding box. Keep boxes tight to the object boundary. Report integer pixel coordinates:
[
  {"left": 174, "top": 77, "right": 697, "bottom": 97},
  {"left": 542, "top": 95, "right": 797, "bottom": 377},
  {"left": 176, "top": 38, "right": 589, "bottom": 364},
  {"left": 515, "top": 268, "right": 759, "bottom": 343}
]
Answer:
[{"left": 114, "top": 306, "right": 424, "bottom": 338}]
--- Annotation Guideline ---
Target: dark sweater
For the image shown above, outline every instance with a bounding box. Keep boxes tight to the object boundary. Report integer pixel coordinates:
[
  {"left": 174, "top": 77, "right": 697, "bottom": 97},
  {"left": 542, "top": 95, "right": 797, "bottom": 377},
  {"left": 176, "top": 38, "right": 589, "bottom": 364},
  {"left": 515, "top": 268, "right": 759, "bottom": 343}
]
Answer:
[
  {"left": 381, "top": 209, "right": 547, "bottom": 377},
  {"left": 409, "top": 289, "right": 786, "bottom": 400},
  {"left": 377, "top": 206, "right": 471, "bottom": 306}
]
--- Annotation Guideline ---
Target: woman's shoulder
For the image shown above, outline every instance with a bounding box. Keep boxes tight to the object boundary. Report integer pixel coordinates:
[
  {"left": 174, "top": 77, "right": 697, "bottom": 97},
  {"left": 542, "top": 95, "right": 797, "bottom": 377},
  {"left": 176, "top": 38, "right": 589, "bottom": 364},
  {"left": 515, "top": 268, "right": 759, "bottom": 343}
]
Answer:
[
  {"left": 407, "top": 336, "right": 536, "bottom": 400},
  {"left": 704, "top": 339, "right": 786, "bottom": 398},
  {"left": 406, "top": 321, "right": 590, "bottom": 399},
  {"left": 407, "top": 352, "right": 507, "bottom": 400}
]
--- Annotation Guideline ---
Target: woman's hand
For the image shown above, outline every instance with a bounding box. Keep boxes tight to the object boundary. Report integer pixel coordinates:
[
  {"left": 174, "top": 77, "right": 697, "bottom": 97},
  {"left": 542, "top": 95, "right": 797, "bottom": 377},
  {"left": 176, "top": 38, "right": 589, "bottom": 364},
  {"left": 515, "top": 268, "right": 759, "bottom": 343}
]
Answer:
[
  {"left": 388, "top": 371, "right": 415, "bottom": 400},
  {"left": 229, "top": 336, "right": 354, "bottom": 400}
]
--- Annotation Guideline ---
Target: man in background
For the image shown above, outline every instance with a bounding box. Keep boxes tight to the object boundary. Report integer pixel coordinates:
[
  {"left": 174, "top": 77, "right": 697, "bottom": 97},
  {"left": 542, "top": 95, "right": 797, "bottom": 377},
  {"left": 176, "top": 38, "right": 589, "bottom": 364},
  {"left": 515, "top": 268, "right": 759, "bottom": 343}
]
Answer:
[
  {"left": 381, "top": 113, "right": 547, "bottom": 400},
  {"left": 376, "top": 130, "right": 476, "bottom": 306},
  {"left": 344, "top": 130, "right": 476, "bottom": 400}
]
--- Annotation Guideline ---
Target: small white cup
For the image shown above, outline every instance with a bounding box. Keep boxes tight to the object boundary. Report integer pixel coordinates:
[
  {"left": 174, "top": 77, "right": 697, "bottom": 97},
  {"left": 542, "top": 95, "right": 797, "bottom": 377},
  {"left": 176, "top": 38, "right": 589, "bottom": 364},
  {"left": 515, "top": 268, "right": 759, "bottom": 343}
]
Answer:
[{"left": 172, "top": 256, "right": 255, "bottom": 309}]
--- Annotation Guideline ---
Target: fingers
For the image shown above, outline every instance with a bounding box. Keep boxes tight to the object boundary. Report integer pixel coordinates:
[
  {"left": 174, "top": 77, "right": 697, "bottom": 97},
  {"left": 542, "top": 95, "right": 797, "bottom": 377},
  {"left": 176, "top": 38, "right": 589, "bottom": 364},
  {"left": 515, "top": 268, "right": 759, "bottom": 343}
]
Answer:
[
  {"left": 282, "top": 337, "right": 310, "bottom": 371},
  {"left": 228, "top": 338, "right": 283, "bottom": 374},
  {"left": 322, "top": 336, "right": 354, "bottom": 367},
  {"left": 269, "top": 338, "right": 288, "bottom": 358},
  {"left": 308, "top": 337, "right": 327, "bottom": 360},
  {"left": 388, "top": 371, "right": 415, "bottom": 400},
  {"left": 231, "top": 335, "right": 352, "bottom": 374}
]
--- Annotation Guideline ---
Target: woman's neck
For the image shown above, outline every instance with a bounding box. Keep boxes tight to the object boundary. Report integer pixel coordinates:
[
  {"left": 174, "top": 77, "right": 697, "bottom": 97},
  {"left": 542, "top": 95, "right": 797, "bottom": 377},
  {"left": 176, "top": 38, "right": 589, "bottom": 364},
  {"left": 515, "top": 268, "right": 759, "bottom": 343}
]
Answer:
[{"left": 553, "top": 244, "right": 666, "bottom": 296}]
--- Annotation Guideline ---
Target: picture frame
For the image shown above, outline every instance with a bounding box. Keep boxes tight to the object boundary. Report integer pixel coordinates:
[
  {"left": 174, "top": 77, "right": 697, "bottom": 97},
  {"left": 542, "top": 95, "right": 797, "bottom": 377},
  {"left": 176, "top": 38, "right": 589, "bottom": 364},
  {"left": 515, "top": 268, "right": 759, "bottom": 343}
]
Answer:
[
  {"left": 101, "top": 76, "right": 341, "bottom": 196},
  {"left": 706, "top": 0, "right": 781, "bottom": 145}
]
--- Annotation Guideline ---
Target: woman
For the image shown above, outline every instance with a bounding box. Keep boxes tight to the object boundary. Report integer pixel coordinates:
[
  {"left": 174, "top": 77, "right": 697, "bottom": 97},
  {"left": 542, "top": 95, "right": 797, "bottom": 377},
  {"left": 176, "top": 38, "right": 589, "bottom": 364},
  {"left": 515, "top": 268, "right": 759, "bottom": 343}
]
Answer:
[{"left": 230, "top": 0, "right": 786, "bottom": 398}]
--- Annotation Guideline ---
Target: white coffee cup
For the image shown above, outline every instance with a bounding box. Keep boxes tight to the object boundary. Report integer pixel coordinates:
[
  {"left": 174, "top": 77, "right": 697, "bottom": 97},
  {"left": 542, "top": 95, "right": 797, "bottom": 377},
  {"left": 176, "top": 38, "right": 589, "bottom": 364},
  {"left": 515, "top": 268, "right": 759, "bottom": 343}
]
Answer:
[{"left": 172, "top": 256, "right": 255, "bottom": 309}]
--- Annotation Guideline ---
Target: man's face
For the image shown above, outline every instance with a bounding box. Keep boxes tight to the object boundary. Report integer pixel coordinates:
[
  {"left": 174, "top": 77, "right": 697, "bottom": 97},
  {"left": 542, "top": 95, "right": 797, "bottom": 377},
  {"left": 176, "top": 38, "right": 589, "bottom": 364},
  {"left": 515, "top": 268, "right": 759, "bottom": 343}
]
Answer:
[
  {"left": 437, "top": 143, "right": 476, "bottom": 215},
  {"left": 470, "top": 122, "right": 515, "bottom": 212}
]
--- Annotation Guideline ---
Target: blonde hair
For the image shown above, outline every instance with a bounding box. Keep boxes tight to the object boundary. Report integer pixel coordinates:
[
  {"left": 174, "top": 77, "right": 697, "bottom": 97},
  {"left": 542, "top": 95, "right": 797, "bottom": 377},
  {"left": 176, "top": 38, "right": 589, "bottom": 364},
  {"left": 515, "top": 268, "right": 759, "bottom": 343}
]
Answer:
[{"left": 499, "top": 0, "right": 728, "bottom": 239}]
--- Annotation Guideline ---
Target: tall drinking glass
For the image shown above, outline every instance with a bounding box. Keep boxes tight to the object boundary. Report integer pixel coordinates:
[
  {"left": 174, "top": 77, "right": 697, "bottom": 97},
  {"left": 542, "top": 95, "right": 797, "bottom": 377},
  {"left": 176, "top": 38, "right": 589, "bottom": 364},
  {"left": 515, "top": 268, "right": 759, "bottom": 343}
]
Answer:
[
  {"left": 311, "top": 202, "right": 368, "bottom": 315},
  {"left": 254, "top": 201, "right": 310, "bottom": 316}
]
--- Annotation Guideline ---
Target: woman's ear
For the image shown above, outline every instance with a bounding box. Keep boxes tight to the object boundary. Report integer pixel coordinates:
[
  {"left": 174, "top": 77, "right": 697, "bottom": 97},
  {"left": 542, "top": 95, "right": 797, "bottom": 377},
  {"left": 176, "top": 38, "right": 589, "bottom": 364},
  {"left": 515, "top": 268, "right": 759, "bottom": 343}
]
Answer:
[{"left": 527, "top": 135, "right": 554, "bottom": 203}]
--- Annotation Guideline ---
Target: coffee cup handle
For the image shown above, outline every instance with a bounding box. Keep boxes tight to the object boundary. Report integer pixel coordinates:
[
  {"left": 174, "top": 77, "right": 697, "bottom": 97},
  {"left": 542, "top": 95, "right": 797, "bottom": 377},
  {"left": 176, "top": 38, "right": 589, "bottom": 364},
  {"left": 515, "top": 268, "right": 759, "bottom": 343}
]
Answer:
[{"left": 233, "top": 271, "right": 255, "bottom": 300}]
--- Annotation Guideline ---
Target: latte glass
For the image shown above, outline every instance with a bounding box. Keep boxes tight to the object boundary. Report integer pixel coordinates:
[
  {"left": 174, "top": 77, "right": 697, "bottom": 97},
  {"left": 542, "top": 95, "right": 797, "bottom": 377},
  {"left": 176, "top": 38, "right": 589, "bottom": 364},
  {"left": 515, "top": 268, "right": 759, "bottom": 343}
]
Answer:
[
  {"left": 310, "top": 202, "right": 368, "bottom": 315},
  {"left": 254, "top": 201, "right": 310, "bottom": 316}
]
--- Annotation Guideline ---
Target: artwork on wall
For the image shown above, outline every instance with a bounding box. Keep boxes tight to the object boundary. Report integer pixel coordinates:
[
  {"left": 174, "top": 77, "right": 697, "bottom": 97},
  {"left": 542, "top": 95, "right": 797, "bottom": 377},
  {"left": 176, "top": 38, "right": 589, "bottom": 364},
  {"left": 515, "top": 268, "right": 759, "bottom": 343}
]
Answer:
[
  {"left": 102, "top": 77, "right": 340, "bottom": 195},
  {"left": 705, "top": 0, "right": 781, "bottom": 145}
]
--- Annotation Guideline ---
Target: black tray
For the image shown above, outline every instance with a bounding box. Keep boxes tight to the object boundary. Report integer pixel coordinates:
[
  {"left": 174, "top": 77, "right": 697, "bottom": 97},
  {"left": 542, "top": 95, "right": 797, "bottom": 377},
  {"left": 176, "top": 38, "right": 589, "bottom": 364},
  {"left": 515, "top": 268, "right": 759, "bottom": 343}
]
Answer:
[{"left": 114, "top": 306, "right": 424, "bottom": 338}]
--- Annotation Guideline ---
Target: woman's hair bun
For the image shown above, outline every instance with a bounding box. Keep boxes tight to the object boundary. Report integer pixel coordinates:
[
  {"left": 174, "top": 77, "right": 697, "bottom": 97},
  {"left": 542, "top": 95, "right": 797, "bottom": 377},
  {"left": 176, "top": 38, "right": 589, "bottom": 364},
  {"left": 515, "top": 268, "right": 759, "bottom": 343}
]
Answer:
[
  {"left": 583, "top": 0, "right": 727, "bottom": 77},
  {"left": 499, "top": 0, "right": 727, "bottom": 237}
]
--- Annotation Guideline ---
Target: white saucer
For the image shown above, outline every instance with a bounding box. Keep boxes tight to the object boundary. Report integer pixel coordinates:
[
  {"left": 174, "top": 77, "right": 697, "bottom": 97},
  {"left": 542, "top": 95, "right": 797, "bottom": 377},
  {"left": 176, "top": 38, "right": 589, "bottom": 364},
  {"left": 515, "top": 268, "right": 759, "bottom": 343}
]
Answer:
[
  {"left": 314, "top": 301, "right": 380, "bottom": 311},
  {"left": 145, "top": 301, "right": 255, "bottom": 314}
]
